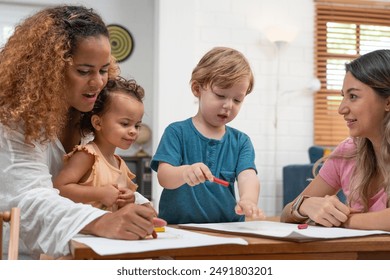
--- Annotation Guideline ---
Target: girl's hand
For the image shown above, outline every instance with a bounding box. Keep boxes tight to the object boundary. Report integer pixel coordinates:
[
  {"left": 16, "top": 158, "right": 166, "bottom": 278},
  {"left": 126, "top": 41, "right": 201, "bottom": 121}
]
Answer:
[
  {"left": 116, "top": 188, "right": 135, "bottom": 209},
  {"left": 182, "top": 162, "right": 213, "bottom": 186},
  {"left": 99, "top": 184, "right": 120, "bottom": 207},
  {"left": 235, "top": 199, "right": 265, "bottom": 220},
  {"left": 300, "top": 195, "right": 351, "bottom": 227}
]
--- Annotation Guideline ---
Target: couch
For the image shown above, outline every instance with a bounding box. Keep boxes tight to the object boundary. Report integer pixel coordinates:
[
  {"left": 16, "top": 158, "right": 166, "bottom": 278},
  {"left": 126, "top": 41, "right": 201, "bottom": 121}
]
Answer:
[{"left": 282, "top": 146, "right": 345, "bottom": 206}]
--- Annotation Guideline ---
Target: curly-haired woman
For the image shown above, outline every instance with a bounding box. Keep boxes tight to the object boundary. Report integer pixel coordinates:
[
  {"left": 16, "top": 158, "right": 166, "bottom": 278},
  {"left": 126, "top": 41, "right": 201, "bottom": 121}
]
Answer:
[{"left": 0, "top": 5, "right": 165, "bottom": 259}]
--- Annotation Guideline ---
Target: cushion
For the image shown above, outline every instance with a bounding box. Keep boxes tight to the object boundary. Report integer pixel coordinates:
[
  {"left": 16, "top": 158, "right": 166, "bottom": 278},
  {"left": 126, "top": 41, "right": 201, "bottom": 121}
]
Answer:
[{"left": 308, "top": 146, "right": 333, "bottom": 163}]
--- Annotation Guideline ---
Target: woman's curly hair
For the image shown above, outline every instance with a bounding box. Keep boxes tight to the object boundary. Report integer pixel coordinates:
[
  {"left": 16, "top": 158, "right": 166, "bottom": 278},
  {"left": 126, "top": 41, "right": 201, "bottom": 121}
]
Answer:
[
  {"left": 80, "top": 76, "right": 145, "bottom": 136},
  {"left": 0, "top": 5, "right": 119, "bottom": 143}
]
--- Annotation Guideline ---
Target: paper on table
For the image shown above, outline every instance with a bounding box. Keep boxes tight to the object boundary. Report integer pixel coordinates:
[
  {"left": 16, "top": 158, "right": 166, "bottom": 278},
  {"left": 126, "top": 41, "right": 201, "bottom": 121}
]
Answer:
[
  {"left": 179, "top": 221, "right": 390, "bottom": 242},
  {"left": 72, "top": 226, "right": 248, "bottom": 256}
]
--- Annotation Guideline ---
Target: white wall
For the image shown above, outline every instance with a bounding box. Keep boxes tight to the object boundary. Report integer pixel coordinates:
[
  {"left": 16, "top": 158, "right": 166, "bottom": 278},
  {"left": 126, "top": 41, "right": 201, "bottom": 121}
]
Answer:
[{"left": 1, "top": 0, "right": 316, "bottom": 216}]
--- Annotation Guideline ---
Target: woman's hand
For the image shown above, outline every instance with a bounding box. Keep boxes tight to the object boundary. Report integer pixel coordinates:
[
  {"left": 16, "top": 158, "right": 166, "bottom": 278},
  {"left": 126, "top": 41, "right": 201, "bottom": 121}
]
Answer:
[
  {"left": 300, "top": 195, "right": 351, "bottom": 227},
  {"left": 82, "top": 203, "right": 167, "bottom": 240},
  {"left": 141, "top": 202, "right": 158, "bottom": 216}
]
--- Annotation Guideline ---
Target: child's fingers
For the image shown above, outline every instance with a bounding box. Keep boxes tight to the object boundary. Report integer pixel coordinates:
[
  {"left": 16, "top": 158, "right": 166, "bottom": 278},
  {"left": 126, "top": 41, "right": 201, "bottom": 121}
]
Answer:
[
  {"left": 117, "top": 194, "right": 135, "bottom": 204},
  {"left": 253, "top": 208, "right": 266, "bottom": 219},
  {"left": 119, "top": 192, "right": 133, "bottom": 198},
  {"left": 198, "top": 163, "right": 213, "bottom": 181},
  {"left": 235, "top": 204, "right": 244, "bottom": 215},
  {"left": 236, "top": 202, "right": 265, "bottom": 219}
]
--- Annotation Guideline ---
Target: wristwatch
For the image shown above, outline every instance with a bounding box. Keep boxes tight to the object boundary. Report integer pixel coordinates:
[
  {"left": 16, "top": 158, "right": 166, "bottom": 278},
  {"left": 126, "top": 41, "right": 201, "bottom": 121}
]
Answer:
[{"left": 290, "top": 195, "right": 310, "bottom": 220}]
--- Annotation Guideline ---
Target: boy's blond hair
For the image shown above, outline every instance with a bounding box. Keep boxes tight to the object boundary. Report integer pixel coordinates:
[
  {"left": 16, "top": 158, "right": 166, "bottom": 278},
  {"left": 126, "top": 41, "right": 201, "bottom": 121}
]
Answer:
[{"left": 190, "top": 47, "right": 254, "bottom": 94}]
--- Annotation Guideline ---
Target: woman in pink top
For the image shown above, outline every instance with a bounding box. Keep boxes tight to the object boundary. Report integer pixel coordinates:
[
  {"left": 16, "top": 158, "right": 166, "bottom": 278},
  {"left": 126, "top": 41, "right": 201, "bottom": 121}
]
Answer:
[{"left": 281, "top": 49, "right": 390, "bottom": 231}]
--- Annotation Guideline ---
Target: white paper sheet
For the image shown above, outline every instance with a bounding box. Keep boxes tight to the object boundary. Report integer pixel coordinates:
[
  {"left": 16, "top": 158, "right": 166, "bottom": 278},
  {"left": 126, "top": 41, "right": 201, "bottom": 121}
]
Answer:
[
  {"left": 179, "top": 221, "right": 390, "bottom": 242},
  {"left": 72, "top": 226, "right": 248, "bottom": 256}
]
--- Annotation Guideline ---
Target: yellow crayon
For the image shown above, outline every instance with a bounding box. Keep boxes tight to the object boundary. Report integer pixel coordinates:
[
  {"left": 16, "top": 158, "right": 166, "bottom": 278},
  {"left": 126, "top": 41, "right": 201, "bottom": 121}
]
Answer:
[{"left": 154, "top": 226, "right": 166, "bottom": 232}]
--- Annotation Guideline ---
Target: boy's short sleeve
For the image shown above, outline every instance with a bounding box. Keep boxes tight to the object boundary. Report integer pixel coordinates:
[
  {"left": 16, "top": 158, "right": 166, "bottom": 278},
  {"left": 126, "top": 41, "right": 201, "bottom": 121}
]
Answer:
[
  {"left": 151, "top": 124, "right": 182, "bottom": 171},
  {"left": 236, "top": 134, "right": 257, "bottom": 175}
]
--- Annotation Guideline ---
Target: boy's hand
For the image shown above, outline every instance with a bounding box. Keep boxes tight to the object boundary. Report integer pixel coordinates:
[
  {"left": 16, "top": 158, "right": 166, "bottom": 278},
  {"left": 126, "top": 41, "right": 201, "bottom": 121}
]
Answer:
[
  {"left": 235, "top": 199, "right": 265, "bottom": 220},
  {"left": 182, "top": 163, "right": 213, "bottom": 186}
]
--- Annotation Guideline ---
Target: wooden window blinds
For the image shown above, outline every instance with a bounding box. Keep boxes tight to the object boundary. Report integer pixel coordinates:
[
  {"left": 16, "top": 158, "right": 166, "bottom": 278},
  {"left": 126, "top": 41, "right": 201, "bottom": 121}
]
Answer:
[{"left": 314, "top": 0, "right": 390, "bottom": 146}]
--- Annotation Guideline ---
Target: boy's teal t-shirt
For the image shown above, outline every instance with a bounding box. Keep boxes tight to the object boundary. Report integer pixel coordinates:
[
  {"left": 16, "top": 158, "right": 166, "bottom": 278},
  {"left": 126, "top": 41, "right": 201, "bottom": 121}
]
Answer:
[{"left": 151, "top": 118, "right": 257, "bottom": 224}]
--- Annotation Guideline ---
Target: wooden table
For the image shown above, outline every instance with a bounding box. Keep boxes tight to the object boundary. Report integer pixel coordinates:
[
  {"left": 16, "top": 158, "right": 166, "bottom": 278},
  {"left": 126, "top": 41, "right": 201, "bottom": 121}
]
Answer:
[{"left": 70, "top": 228, "right": 390, "bottom": 260}]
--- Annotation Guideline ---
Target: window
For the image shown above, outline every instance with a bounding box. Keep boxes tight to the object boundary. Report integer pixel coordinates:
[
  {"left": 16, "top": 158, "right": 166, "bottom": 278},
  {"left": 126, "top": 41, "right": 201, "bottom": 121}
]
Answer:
[{"left": 314, "top": 0, "right": 390, "bottom": 146}]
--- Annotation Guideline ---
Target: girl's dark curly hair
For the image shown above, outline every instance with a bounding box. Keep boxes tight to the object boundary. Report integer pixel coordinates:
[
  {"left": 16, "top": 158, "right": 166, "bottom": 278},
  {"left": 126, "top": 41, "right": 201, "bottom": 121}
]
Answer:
[
  {"left": 0, "top": 5, "right": 119, "bottom": 143},
  {"left": 80, "top": 76, "right": 145, "bottom": 136}
]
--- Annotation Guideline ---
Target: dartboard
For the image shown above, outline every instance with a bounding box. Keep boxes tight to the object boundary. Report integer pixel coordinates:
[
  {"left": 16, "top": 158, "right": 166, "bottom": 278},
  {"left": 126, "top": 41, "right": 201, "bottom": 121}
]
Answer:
[{"left": 107, "top": 24, "right": 134, "bottom": 62}]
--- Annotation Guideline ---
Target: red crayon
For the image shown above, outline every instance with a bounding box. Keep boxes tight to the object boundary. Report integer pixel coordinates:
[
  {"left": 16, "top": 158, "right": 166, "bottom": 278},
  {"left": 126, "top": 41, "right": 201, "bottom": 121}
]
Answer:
[
  {"left": 298, "top": 223, "right": 308, "bottom": 230},
  {"left": 213, "top": 177, "right": 229, "bottom": 187}
]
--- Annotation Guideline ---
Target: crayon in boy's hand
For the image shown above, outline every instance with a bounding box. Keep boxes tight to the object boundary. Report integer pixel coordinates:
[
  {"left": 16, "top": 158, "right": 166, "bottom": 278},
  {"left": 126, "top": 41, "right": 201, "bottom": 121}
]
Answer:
[{"left": 213, "top": 177, "right": 229, "bottom": 187}]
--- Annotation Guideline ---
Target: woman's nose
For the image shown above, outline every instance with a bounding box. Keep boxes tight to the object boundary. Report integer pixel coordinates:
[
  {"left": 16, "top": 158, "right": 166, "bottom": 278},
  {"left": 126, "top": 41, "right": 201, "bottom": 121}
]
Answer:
[
  {"left": 88, "top": 74, "right": 105, "bottom": 91},
  {"left": 338, "top": 98, "right": 348, "bottom": 115}
]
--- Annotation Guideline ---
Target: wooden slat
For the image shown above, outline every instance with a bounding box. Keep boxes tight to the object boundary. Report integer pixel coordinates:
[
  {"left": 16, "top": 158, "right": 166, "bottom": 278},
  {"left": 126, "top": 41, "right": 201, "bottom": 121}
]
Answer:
[
  {"left": 0, "top": 208, "right": 20, "bottom": 260},
  {"left": 0, "top": 213, "right": 3, "bottom": 260},
  {"left": 8, "top": 208, "right": 20, "bottom": 260},
  {"left": 315, "top": 0, "right": 390, "bottom": 8}
]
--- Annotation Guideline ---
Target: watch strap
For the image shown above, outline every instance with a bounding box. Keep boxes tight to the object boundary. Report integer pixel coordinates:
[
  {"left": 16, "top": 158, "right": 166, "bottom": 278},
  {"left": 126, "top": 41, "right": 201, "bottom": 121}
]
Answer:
[{"left": 290, "top": 195, "right": 310, "bottom": 221}]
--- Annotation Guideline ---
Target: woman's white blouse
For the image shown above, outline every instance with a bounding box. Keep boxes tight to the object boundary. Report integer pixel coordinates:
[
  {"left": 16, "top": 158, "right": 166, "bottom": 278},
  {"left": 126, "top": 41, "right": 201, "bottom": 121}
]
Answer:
[{"left": 0, "top": 124, "right": 106, "bottom": 259}]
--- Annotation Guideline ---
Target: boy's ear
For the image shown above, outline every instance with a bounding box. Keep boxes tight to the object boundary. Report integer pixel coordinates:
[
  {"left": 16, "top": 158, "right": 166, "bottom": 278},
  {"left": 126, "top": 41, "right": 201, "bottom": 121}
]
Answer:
[
  {"left": 191, "top": 81, "right": 201, "bottom": 97},
  {"left": 91, "top": 115, "right": 102, "bottom": 131}
]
